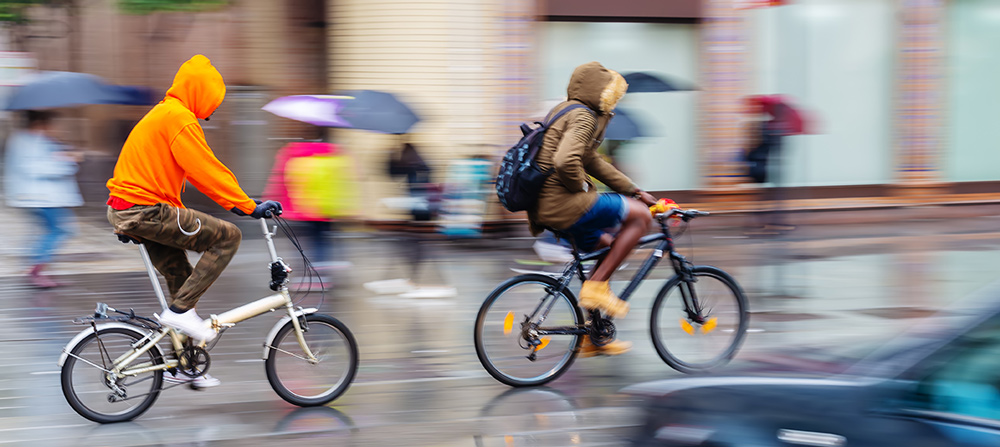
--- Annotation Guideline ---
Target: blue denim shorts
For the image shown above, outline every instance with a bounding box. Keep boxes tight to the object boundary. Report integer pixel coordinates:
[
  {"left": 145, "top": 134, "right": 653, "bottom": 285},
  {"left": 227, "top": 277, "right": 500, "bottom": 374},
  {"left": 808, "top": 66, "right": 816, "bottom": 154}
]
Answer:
[{"left": 563, "top": 193, "right": 628, "bottom": 252}]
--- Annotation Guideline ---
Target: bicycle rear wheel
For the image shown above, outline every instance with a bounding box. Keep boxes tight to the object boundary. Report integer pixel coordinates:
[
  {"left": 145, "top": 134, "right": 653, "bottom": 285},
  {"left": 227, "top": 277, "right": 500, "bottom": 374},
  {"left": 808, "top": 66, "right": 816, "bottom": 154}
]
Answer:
[
  {"left": 474, "top": 274, "right": 584, "bottom": 387},
  {"left": 61, "top": 327, "right": 164, "bottom": 423},
  {"left": 265, "top": 314, "right": 358, "bottom": 406},
  {"left": 650, "top": 266, "right": 749, "bottom": 374}
]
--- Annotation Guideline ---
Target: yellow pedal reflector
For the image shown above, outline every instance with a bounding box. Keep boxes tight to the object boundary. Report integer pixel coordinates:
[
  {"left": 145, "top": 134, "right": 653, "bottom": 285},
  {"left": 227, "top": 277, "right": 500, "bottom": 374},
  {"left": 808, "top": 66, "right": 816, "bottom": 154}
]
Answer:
[
  {"left": 503, "top": 312, "right": 514, "bottom": 335},
  {"left": 537, "top": 337, "right": 551, "bottom": 351},
  {"left": 701, "top": 317, "right": 718, "bottom": 334},
  {"left": 680, "top": 319, "right": 695, "bottom": 335}
]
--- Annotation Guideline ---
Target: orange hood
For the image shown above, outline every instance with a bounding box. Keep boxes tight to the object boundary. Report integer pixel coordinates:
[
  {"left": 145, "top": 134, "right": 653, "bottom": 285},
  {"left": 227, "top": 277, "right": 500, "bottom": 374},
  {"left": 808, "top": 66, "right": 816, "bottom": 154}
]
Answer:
[{"left": 164, "top": 55, "right": 225, "bottom": 119}]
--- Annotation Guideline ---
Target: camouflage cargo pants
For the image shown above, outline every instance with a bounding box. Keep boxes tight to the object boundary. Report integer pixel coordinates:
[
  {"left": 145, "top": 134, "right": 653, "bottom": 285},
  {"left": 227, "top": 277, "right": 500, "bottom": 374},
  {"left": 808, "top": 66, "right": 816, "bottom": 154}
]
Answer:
[{"left": 107, "top": 203, "right": 241, "bottom": 311}]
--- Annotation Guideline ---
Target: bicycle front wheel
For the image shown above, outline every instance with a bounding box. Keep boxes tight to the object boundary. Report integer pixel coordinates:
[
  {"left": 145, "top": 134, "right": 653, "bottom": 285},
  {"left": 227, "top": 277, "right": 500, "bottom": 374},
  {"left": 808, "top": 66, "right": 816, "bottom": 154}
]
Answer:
[
  {"left": 474, "top": 274, "right": 584, "bottom": 387},
  {"left": 650, "top": 266, "right": 749, "bottom": 374},
  {"left": 265, "top": 313, "right": 358, "bottom": 406},
  {"left": 61, "top": 327, "right": 164, "bottom": 423}
]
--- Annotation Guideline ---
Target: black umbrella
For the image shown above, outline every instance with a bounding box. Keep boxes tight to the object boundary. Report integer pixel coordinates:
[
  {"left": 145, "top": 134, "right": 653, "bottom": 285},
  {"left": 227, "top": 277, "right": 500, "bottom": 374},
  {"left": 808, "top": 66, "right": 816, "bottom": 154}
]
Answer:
[
  {"left": 605, "top": 107, "right": 647, "bottom": 141},
  {"left": 5, "top": 71, "right": 155, "bottom": 110},
  {"left": 337, "top": 89, "right": 420, "bottom": 134},
  {"left": 622, "top": 72, "right": 695, "bottom": 93}
]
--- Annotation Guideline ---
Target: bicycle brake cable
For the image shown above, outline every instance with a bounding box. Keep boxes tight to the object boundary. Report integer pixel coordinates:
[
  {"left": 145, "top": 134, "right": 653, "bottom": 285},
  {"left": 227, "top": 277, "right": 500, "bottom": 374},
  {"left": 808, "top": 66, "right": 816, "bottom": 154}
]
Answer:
[{"left": 272, "top": 216, "right": 327, "bottom": 311}]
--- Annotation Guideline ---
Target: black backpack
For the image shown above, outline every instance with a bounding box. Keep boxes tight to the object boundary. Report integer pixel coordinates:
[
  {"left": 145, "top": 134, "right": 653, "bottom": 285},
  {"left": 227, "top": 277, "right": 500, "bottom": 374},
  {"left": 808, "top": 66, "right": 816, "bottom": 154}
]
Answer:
[{"left": 496, "top": 104, "right": 586, "bottom": 212}]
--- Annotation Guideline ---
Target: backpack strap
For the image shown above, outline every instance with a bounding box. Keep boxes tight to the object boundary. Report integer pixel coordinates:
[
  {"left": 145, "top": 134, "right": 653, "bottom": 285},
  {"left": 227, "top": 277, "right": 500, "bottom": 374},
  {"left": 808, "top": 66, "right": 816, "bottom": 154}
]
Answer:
[
  {"left": 524, "top": 104, "right": 591, "bottom": 163},
  {"left": 543, "top": 103, "right": 588, "bottom": 128}
]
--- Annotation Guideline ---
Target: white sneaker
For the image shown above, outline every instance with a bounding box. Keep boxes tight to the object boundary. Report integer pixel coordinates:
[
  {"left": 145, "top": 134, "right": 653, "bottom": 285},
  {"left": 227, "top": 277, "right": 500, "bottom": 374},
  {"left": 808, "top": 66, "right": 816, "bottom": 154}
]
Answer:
[
  {"left": 163, "top": 371, "right": 221, "bottom": 388},
  {"left": 157, "top": 308, "right": 217, "bottom": 342}
]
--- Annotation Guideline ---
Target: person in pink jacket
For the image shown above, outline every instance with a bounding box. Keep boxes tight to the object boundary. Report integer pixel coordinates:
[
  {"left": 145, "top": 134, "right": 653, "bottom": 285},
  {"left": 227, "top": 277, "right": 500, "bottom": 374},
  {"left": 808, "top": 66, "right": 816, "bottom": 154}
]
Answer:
[{"left": 262, "top": 141, "right": 339, "bottom": 265}]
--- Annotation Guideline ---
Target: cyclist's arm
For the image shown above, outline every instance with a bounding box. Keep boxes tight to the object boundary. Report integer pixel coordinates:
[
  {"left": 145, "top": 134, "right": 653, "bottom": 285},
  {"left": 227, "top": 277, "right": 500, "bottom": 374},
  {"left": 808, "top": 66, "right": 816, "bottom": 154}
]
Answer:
[
  {"left": 582, "top": 150, "right": 637, "bottom": 196},
  {"left": 171, "top": 124, "right": 256, "bottom": 214},
  {"left": 552, "top": 111, "right": 598, "bottom": 193}
]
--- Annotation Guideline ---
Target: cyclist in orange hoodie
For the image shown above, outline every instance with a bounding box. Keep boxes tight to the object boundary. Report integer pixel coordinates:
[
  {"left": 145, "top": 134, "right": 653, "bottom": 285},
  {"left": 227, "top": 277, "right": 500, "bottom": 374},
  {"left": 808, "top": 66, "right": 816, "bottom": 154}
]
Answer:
[{"left": 106, "top": 56, "right": 281, "bottom": 386}]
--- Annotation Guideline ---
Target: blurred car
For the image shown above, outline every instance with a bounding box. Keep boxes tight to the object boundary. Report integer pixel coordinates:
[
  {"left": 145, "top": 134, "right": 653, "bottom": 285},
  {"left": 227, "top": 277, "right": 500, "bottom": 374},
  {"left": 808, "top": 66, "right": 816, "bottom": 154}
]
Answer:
[{"left": 623, "top": 298, "right": 1000, "bottom": 447}]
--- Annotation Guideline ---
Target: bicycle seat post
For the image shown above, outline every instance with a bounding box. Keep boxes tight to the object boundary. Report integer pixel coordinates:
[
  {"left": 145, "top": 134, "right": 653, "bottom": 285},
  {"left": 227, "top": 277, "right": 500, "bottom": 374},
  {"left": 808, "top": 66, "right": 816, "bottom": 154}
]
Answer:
[{"left": 136, "top": 243, "right": 169, "bottom": 312}]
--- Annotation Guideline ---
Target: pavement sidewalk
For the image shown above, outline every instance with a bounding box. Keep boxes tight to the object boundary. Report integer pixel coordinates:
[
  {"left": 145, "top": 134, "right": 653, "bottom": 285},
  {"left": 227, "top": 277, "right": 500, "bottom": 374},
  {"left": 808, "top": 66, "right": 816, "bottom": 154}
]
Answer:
[{"left": 7, "top": 193, "right": 1000, "bottom": 282}]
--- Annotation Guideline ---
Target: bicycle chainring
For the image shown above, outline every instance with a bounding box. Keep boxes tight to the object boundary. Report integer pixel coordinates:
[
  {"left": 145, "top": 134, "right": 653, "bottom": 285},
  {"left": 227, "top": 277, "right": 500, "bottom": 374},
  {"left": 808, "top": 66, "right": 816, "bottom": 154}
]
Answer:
[
  {"left": 588, "top": 318, "right": 616, "bottom": 347},
  {"left": 178, "top": 346, "right": 211, "bottom": 377}
]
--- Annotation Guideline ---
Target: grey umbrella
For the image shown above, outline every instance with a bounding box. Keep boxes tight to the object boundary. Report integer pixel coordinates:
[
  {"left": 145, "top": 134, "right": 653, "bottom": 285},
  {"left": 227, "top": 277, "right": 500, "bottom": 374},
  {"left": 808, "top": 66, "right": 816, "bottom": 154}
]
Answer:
[
  {"left": 5, "top": 71, "right": 154, "bottom": 110},
  {"left": 622, "top": 72, "right": 696, "bottom": 93},
  {"left": 337, "top": 89, "right": 420, "bottom": 134},
  {"left": 605, "top": 107, "right": 647, "bottom": 141}
]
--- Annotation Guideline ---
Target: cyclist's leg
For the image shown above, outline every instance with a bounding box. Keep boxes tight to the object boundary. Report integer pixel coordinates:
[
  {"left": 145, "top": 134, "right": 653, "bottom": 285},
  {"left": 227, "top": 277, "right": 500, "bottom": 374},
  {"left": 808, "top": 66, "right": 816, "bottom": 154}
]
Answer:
[
  {"left": 109, "top": 204, "right": 240, "bottom": 310},
  {"left": 589, "top": 198, "right": 650, "bottom": 282},
  {"left": 566, "top": 194, "right": 644, "bottom": 320},
  {"left": 155, "top": 207, "right": 241, "bottom": 310}
]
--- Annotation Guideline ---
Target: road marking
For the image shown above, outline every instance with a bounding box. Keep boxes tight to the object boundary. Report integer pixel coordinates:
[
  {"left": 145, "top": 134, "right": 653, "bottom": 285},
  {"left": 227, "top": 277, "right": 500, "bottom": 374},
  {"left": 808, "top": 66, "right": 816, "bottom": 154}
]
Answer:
[
  {"left": 411, "top": 350, "right": 448, "bottom": 354},
  {"left": 29, "top": 371, "right": 60, "bottom": 375},
  {"left": 0, "top": 424, "right": 89, "bottom": 433},
  {"left": 355, "top": 371, "right": 488, "bottom": 387}
]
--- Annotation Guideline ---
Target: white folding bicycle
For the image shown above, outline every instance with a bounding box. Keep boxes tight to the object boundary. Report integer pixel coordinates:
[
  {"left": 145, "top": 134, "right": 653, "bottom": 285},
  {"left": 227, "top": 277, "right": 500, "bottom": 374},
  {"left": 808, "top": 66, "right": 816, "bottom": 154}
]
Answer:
[{"left": 58, "top": 216, "right": 358, "bottom": 423}]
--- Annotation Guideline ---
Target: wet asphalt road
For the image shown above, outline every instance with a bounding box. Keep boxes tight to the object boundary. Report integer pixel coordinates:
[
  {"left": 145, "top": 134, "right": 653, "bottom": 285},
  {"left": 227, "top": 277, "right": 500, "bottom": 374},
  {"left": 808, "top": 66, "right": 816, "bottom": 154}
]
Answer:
[{"left": 4, "top": 209, "right": 1000, "bottom": 446}]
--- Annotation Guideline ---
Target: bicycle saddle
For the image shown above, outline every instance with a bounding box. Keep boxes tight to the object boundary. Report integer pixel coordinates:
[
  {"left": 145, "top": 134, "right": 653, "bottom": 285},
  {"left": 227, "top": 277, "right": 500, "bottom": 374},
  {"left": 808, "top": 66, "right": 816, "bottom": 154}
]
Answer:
[{"left": 115, "top": 232, "right": 143, "bottom": 245}]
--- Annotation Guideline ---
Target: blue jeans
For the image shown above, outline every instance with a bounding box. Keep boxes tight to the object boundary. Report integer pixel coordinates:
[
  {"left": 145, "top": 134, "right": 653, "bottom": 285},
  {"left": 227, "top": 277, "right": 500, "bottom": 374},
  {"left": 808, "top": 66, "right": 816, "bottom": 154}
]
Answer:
[
  {"left": 28, "top": 207, "right": 75, "bottom": 265},
  {"left": 563, "top": 193, "right": 628, "bottom": 252}
]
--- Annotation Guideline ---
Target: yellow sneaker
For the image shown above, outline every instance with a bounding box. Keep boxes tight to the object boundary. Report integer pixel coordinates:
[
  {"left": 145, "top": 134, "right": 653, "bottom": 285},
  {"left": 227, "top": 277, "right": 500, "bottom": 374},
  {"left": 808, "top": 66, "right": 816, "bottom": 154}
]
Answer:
[
  {"left": 579, "top": 280, "right": 629, "bottom": 318},
  {"left": 579, "top": 336, "right": 632, "bottom": 357}
]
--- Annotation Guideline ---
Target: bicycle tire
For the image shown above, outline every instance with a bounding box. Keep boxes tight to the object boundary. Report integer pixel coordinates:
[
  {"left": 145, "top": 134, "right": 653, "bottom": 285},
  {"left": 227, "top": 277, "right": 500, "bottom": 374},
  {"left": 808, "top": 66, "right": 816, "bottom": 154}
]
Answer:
[
  {"left": 265, "top": 313, "right": 358, "bottom": 406},
  {"left": 61, "top": 327, "right": 164, "bottom": 423},
  {"left": 474, "top": 274, "right": 584, "bottom": 387},
  {"left": 650, "top": 266, "right": 749, "bottom": 374}
]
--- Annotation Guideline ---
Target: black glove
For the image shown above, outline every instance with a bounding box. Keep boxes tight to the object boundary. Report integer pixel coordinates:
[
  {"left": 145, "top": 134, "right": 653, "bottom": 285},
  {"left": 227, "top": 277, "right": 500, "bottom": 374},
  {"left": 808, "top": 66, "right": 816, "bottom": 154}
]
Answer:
[{"left": 231, "top": 199, "right": 282, "bottom": 219}]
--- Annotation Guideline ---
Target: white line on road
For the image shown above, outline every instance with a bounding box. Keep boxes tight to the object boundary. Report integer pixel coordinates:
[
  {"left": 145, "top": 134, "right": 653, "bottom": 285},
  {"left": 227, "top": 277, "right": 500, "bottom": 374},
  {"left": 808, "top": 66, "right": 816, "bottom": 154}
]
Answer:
[{"left": 354, "top": 371, "right": 488, "bottom": 387}]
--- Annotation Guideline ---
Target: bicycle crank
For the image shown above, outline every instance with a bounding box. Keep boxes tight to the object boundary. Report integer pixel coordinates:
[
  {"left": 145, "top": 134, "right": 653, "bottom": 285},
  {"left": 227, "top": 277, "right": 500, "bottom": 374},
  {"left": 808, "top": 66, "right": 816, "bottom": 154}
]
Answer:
[
  {"left": 177, "top": 346, "right": 211, "bottom": 377},
  {"left": 589, "top": 317, "right": 616, "bottom": 347}
]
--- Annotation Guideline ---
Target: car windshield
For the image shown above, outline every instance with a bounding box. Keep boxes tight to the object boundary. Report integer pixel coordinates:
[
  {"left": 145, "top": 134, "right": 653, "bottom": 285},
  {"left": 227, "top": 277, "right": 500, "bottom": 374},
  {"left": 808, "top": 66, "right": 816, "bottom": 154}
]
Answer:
[{"left": 842, "top": 280, "right": 1000, "bottom": 379}]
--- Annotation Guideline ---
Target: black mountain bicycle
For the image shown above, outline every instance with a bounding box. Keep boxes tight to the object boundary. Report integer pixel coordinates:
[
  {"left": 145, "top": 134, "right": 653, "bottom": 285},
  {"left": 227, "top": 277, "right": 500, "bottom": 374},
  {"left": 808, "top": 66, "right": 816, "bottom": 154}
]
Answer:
[{"left": 474, "top": 208, "right": 749, "bottom": 387}]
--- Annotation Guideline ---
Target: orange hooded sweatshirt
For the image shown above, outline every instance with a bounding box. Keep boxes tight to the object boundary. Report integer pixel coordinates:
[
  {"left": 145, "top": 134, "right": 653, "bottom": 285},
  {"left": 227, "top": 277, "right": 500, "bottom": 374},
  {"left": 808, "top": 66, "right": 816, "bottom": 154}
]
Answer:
[{"left": 107, "top": 55, "right": 257, "bottom": 215}]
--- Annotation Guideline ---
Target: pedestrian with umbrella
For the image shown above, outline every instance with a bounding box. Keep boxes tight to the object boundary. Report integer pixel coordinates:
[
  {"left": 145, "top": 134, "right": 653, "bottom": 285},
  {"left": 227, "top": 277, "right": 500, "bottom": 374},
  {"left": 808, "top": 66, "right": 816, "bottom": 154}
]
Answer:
[
  {"left": 2, "top": 70, "right": 153, "bottom": 288},
  {"left": 742, "top": 94, "right": 812, "bottom": 235},
  {"left": 3, "top": 109, "right": 82, "bottom": 288}
]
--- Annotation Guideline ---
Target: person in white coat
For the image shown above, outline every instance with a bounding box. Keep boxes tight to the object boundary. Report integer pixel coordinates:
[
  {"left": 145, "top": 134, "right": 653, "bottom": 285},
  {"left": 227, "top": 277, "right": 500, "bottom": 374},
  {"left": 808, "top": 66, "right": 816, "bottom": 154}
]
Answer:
[{"left": 3, "top": 110, "right": 82, "bottom": 288}]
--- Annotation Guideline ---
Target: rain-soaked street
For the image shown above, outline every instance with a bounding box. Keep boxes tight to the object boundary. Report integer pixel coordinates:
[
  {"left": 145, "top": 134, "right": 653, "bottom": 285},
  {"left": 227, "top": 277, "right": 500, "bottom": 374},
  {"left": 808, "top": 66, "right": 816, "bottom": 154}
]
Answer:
[{"left": 5, "top": 205, "right": 1000, "bottom": 446}]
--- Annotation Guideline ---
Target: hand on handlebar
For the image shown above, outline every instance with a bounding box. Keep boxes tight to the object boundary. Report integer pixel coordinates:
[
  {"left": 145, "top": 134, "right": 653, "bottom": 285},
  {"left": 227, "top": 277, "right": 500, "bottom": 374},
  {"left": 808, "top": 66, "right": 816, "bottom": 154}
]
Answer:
[
  {"left": 251, "top": 200, "right": 282, "bottom": 219},
  {"left": 634, "top": 190, "right": 658, "bottom": 207},
  {"left": 231, "top": 199, "right": 283, "bottom": 219},
  {"left": 649, "top": 198, "right": 680, "bottom": 217}
]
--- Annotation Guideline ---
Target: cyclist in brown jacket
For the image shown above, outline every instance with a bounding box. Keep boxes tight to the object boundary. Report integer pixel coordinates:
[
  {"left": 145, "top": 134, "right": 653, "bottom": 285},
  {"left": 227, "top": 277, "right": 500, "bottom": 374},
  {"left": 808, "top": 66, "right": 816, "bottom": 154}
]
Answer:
[{"left": 528, "top": 61, "right": 658, "bottom": 356}]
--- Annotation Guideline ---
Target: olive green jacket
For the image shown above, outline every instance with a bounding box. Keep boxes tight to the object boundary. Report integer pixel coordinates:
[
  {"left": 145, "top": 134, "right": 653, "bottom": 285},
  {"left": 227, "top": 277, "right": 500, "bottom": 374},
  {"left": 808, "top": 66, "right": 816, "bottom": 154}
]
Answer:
[{"left": 527, "top": 61, "right": 638, "bottom": 235}]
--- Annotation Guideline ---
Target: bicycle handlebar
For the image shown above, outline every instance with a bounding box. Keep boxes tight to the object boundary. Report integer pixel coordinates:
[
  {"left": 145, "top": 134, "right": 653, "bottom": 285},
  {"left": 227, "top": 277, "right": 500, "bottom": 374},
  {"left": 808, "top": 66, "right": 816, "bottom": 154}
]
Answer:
[{"left": 656, "top": 208, "right": 710, "bottom": 222}]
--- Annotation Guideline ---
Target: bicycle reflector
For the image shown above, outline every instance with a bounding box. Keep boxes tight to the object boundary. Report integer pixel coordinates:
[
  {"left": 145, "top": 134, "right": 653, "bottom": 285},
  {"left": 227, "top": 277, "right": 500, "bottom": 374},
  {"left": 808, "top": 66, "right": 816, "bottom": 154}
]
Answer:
[
  {"left": 504, "top": 311, "right": 514, "bottom": 335},
  {"left": 680, "top": 319, "right": 695, "bottom": 335},
  {"left": 702, "top": 317, "right": 718, "bottom": 334}
]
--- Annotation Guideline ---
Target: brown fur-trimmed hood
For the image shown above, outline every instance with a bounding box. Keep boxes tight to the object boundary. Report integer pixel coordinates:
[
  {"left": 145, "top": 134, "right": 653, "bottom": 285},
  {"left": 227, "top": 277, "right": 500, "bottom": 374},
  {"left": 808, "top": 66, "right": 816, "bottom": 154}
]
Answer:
[{"left": 566, "top": 61, "right": 628, "bottom": 114}]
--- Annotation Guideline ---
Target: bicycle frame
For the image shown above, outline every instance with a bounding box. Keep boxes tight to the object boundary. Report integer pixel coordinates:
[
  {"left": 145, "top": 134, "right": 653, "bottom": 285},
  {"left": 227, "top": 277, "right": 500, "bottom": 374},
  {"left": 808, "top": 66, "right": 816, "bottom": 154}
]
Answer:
[
  {"left": 60, "top": 218, "right": 320, "bottom": 381},
  {"left": 528, "top": 215, "right": 702, "bottom": 338}
]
